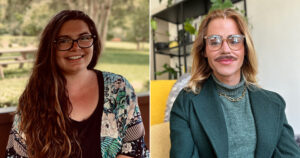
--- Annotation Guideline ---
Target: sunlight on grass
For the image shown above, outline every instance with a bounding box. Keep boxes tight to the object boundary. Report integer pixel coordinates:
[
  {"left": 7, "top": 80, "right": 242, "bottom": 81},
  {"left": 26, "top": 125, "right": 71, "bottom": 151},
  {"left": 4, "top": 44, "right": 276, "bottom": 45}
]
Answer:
[
  {"left": 0, "top": 35, "right": 38, "bottom": 48},
  {"left": 97, "top": 47, "right": 149, "bottom": 93},
  {"left": 97, "top": 64, "right": 149, "bottom": 92},
  {"left": 105, "top": 41, "right": 149, "bottom": 50},
  {"left": 0, "top": 77, "right": 29, "bottom": 107}
]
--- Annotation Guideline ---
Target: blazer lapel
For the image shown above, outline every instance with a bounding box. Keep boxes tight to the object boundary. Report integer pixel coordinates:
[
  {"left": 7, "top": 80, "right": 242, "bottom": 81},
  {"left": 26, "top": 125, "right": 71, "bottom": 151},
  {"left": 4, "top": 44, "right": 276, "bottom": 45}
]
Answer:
[
  {"left": 192, "top": 78, "right": 228, "bottom": 158},
  {"left": 248, "top": 88, "right": 281, "bottom": 158}
]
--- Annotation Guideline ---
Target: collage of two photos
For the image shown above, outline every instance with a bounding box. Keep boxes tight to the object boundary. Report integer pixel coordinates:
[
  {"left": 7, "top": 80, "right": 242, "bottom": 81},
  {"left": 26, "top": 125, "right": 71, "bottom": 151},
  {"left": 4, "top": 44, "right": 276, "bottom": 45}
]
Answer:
[
  {"left": 150, "top": 0, "right": 300, "bottom": 157},
  {"left": 1, "top": 0, "right": 300, "bottom": 157}
]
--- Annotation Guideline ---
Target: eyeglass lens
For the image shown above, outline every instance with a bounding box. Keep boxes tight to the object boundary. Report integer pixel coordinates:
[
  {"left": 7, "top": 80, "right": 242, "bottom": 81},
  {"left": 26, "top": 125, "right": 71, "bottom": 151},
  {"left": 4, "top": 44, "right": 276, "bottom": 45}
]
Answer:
[
  {"left": 56, "top": 34, "right": 94, "bottom": 51},
  {"left": 205, "top": 35, "right": 244, "bottom": 51}
]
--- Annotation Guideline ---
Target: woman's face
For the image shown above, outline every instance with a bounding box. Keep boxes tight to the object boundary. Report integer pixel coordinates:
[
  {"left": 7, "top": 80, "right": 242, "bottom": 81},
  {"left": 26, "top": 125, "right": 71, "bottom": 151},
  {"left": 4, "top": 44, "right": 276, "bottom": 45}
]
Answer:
[
  {"left": 55, "top": 20, "right": 94, "bottom": 74},
  {"left": 204, "top": 18, "right": 245, "bottom": 84}
]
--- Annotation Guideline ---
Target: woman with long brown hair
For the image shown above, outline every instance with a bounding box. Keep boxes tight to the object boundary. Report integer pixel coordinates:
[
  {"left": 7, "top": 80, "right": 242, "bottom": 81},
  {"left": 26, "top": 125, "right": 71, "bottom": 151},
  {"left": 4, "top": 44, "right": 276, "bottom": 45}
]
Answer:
[{"left": 6, "top": 10, "right": 148, "bottom": 158}]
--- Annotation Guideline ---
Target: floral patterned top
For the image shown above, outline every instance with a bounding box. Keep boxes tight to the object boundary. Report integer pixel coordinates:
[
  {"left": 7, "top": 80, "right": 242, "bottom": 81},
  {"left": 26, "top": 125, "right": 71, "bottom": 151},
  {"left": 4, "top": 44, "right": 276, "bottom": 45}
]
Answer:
[{"left": 6, "top": 70, "right": 149, "bottom": 158}]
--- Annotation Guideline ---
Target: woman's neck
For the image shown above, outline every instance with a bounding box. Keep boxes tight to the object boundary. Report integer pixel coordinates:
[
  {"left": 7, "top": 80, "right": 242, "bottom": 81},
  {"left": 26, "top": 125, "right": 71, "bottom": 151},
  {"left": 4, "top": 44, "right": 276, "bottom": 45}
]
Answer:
[{"left": 64, "top": 69, "right": 94, "bottom": 91}]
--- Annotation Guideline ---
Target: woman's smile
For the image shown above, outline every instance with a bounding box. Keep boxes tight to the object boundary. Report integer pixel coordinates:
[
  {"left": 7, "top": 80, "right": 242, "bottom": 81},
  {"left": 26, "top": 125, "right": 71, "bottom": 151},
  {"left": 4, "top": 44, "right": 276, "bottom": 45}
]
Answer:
[{"left": 65, "top": 54, "right": 85, "bottom": 61}]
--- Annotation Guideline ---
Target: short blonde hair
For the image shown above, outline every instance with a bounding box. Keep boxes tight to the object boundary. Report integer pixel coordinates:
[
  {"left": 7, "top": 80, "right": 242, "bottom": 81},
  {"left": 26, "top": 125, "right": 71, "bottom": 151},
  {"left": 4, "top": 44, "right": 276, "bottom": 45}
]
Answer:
[{"left": 187, "top": 8, "right": 258, "bottom": 93}]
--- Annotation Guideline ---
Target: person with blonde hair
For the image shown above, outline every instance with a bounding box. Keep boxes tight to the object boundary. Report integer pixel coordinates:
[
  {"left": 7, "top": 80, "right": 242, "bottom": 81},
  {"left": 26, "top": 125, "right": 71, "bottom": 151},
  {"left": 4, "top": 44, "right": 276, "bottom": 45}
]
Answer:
[{"left": 170, "top": 8, "right": 300, "bottom": 158}]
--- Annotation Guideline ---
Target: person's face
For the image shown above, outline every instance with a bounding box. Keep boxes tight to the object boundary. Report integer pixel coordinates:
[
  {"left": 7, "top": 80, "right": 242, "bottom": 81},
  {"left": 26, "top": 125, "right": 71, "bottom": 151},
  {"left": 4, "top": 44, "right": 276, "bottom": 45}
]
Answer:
[
  {"left": 205, "top": 18, "right": 245, "bottom": 83},
  {"left": 55, "top": 20, "right": 94, "bottom": 74}
]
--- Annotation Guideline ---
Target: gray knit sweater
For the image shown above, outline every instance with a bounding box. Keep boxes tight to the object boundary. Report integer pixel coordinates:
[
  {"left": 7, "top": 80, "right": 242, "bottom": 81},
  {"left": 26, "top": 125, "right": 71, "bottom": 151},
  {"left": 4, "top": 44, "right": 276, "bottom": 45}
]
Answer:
[{"left": 212, "top": 75, "right": 256, "bottom": 158}]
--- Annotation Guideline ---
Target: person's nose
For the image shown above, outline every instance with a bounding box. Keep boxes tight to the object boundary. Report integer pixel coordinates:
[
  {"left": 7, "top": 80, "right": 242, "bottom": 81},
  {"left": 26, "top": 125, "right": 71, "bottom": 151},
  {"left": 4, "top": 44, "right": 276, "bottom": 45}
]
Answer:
[
  {"left": 70, "top": 40, "right": 81, "bottom": 51},
  {"left": 221, "top": 40, "right": 231, "bottom": 53}
]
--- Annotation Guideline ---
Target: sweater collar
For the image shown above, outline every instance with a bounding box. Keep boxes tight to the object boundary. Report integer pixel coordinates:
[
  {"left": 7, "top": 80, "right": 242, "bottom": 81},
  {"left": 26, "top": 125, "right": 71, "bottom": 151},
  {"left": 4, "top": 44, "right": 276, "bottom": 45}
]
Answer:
[{"left": 211, "top": 74, "right": 246, "bottom": 96}]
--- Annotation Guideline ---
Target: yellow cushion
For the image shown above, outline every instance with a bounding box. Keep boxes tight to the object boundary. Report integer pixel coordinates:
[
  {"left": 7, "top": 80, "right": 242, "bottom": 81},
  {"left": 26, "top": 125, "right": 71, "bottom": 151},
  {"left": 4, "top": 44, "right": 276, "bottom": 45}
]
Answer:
[
  {"left": 150, "top": 80, "right": 176, "bottom": 125},
  {"left": 150, "top": 122, "right": 170, "bottom": 158}
]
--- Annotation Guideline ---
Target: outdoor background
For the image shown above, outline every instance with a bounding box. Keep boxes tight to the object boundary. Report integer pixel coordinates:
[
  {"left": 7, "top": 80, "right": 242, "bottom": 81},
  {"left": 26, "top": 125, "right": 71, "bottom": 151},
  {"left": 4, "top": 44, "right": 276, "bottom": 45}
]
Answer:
[{"left": 0, "top": 0, "right": 149, "bottom": 108}]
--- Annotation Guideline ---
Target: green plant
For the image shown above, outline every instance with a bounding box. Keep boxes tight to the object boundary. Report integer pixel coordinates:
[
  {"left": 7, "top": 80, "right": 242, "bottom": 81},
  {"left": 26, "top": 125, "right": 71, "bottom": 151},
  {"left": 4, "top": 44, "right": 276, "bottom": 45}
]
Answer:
[
  {"left": 159, "top": 0, "right": 173, "bottom": 7},
  {"left": 210, "top": 0, "right": 233, "bottom": 11},
  {"left": 151, "top": 19, "right": 157, "bottom": 31},
  {"left": 184, "top": 18, "right": 197, "bottom": 35},
  {"left": 156, "top": 63, "right": 180, "bottom": 79},
  {"left": 209, "top": 0, "right": 246, "bottom": 17}
]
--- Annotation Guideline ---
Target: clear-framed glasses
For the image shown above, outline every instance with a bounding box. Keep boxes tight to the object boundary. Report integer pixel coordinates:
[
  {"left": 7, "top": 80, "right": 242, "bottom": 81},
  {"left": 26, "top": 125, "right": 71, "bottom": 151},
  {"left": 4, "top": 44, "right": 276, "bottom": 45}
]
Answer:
[
  {"left": 204, "top": 34, "right": 245, "bottom": 51},
  {"left": 54, "top": 34, "right": 96, "bottom": 51}
]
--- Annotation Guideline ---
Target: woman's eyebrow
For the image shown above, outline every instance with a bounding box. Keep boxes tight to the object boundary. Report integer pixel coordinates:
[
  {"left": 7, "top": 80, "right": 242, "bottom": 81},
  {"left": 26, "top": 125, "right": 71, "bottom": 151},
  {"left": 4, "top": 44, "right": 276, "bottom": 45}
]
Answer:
[
  {"left": 79, "top": 32, "right": 90, "bottom": 36},
  {"left": 57, "top": 35, "right": 70, "bottom": 38},
  {"left": 57, "top": 32, "right": 91, "bottom": 39}
]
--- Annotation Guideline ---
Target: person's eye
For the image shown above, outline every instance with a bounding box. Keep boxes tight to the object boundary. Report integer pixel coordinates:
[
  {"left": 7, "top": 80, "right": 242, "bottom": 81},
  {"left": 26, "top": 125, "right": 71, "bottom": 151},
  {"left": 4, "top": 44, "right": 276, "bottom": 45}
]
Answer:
[
  {"left": 209, "top": 38, "right": 221, "bottom": 46},
  {"left": 229, "top": 37, "right": 241, "bottom": 45},
  {"left": 58, "top": 38, "right": 72, "bottom": 44},
  {"left": 79, "top": 35, "right": 92, "bottom": 41}
]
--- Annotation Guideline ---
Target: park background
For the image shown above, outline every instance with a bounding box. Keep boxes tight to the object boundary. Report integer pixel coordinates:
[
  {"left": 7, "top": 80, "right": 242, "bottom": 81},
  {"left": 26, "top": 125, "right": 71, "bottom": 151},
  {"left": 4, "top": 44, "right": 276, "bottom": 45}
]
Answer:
[{"left": 0, "top": 0, "right": 149, "bottom": 108}]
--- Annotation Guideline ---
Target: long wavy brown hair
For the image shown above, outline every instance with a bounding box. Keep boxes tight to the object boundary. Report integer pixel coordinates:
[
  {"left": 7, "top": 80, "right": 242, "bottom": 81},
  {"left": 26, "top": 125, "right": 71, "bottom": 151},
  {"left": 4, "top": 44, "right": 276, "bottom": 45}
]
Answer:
[
  {"left": 17, "top": 10, "right": 101, "bottom": 158},
  {"left": 187, "top": 8, "right": 258, "bottom": 93}
]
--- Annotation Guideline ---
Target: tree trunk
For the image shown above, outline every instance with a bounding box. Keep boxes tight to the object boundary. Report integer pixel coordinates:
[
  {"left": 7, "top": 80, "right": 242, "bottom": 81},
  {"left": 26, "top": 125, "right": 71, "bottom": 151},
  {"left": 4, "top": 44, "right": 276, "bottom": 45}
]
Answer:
[
  {"left": 136, "top": 41, "right": 140, "bottom": 50},
  {"left": 99, "top": 0, "right": 112, "bottom": 52}
]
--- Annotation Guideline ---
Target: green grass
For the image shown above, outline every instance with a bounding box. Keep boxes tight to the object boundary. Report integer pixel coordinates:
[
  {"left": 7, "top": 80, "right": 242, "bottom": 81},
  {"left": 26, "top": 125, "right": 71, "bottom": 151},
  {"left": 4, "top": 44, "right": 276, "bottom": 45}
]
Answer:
[
  {"left": 105, "top": 41, "right": 149, "bottom": 50},
  {"left": 0, "top": 41, "right": 149, "bottom": 108},
  {"left": 0, "top": 77, "right": 29, "bottom": 107},
  {"left": 97, "top": 48, "right": 149, "bottom": 92}
]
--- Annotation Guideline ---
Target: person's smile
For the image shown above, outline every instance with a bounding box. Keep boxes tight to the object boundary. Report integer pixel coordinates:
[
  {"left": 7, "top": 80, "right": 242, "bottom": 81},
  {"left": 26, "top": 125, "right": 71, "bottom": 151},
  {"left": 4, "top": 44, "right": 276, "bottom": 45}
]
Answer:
[{"left": 215, "top": 55, "right": 237, "bottom": 65}]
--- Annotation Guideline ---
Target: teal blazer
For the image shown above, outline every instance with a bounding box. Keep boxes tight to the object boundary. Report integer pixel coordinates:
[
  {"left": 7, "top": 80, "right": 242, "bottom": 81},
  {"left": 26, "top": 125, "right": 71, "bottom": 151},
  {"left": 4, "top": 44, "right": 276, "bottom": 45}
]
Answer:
[{"left": 170, "top": 77, "right": 300, "bottom": 158}]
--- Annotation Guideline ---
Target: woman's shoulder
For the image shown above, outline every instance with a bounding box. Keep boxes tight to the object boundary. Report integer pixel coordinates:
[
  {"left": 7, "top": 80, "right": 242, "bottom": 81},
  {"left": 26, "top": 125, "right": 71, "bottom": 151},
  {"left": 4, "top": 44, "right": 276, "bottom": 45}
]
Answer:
[
  {"left": 9, "top": 112, "right": 21, "bottom": 133},
  {"left": 6, "top": 113, "right": 28, "bottom": 157},
  {"left": 100, "top": 71, "right": 132, "bottom": 88},
  {"left": 100, "top": 71, "right": 136, "bottom": 104}
]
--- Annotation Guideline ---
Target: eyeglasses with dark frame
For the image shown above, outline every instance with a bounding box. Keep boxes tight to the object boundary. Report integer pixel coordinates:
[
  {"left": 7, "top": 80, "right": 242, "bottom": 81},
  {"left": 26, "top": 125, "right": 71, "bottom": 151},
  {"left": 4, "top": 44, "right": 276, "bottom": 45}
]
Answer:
[
  {"left": 204, "top": 34, "right": 245, "bottom": 51},
  {"left": 54, "top": 34, "right": 96, "bottom": 51}
]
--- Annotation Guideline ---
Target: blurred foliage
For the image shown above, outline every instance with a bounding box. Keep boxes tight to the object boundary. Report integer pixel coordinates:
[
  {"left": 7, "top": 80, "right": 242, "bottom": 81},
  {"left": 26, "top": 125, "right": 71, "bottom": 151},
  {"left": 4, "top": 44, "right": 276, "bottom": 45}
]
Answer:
[
  {"left": 209, "top": 0, "right": 246, "bottom": 17},
  {"left": 21, "top": 0, "right": 63, "bottom": 35},
  {"left": 0, "top": 0, "right": 148, "bottom": 44},
  {"left": 184, "top": 18, "right": 197, "bottom": 35},
  {"left": 159, "top": 0, "right": 173, "bottom": 7},
  {"left": 209, "top": 0, "right": 233, "bottom": 11},
  {"left": 125, "top": 0, "right": 149, "bottom": 50},
  {"left": 151, "top": 19, "right": 157, "bottom": 31},
  {"left": 156, "top": 63, "right": 179, "bottom": 79},
  {"left": 0, "top": 0, "right": 67, "bottom": 36},
  {"left": 108, "top": 0, "right": 149, "bottom": 48}
]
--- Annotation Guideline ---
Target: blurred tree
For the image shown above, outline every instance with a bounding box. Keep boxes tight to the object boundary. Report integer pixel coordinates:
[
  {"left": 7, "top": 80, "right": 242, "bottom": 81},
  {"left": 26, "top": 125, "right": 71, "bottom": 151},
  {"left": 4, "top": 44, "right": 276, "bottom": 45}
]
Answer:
[
  {"left": 108, "top": 0, "right": 134, "bottom": 40},
  {"left": 1, "top": 0, "right": 33, "bottom": 35},
  {"left": 128, "top": 0, "right": 149, "bottom": 50},
  {"left": 123, "top": 0, "right": 149, "bottom": 50},
  {"left": 21, "top": 0, "right": 56, "bottom": 35},
  {"left": 0, "top": 0, "right": 68, "bottom": 35},
  {"left": 0, "top": 0, "right": 8, "bottom": 34},
  {"left": 0, "top": 0, "right": 149, "bottom": 50}
]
